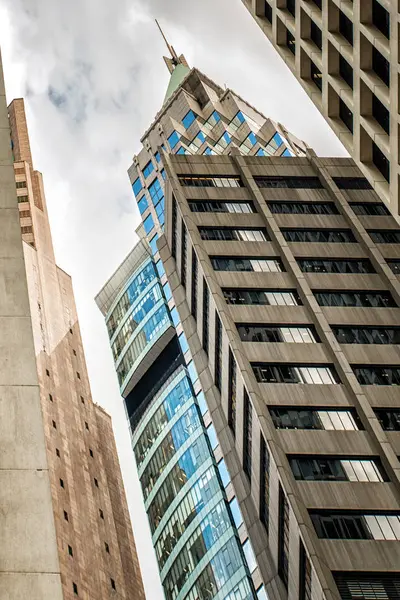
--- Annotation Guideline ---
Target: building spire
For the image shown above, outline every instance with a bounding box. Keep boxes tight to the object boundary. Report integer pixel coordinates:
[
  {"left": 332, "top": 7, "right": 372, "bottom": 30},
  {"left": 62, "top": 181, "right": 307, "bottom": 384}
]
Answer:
[
  {"left": 155, "top": 19, "right": 180, "bottom": 66},
  {"left": 155, "top": 19, "right": 190, "bottom": 76}
]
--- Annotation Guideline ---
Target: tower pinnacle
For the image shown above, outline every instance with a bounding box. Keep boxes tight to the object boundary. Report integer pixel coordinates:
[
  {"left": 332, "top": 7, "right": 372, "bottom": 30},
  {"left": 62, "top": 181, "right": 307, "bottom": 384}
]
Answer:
[{"left": 155, "top": 19, "right": 190, "bottom": 75}]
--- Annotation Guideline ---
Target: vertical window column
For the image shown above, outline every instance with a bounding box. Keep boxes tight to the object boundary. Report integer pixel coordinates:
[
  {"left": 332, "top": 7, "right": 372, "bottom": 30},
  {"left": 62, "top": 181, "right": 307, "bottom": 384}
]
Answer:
[
  {"left": 260, "top": 436, "right": 270, "bottom": 534},
  {"left": 243, "top": 390, "right": 252, "bottom": 481},
  {"left": 228, "top": 349, "right": 237, "bottom": 436},
  {"left": 299, "top": 540, "right": 312, "bottom": 600},
  {"left": 215, "top": 313, "right": 222, "bottom": 391},
  {"left": 191, "top": 251, "right": 198, "bottom": 320},
  {"left": 278, "top": 484, "right": 289, "bottom": 589},
  {"left": 181, "top": 222, "right": 187, "bottom": 288},
  {"left": 171, "top": 198, "right": 177, "bottom": 259},
  {"left": 202, "top": 281, "right": 209, "bottom": 356}
]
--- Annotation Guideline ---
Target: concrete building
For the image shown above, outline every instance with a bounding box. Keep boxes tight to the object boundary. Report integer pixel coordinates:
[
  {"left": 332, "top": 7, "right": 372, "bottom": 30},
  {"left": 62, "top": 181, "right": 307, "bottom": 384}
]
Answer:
[
  {"left": 241, "top": 0, "right": 399, "bottom": 216},
  {"left": 96, "top": 39, "right": 313, "bottom": 600},
  {"left": 7, "top": 94, "right": 145, "bottom": 600},
  {"left": 158, "top": 148, "right": 400, "bottom": 600}
]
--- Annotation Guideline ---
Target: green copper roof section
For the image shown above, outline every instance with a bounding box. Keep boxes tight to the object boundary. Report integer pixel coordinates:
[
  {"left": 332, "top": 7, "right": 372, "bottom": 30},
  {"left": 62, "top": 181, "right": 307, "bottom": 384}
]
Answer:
[{"left": 163, "top": 63, "right": 190, "bottom": 104}]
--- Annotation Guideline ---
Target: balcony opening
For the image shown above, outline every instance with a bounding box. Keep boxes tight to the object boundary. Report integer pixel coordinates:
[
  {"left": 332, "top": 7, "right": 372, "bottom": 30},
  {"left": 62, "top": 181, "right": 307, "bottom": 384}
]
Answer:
[
  {"left": 373, "top": 142, "right": 390, "bottom": 182},
  {"left": 373, "top": 0, "right": 390, "bottom": 39}
]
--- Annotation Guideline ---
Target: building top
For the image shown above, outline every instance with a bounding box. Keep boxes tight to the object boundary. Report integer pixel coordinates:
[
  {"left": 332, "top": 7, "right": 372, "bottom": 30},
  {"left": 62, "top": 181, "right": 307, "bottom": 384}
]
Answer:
[{"left": 155, "top": 19, "right": 191, "bottom": 104}]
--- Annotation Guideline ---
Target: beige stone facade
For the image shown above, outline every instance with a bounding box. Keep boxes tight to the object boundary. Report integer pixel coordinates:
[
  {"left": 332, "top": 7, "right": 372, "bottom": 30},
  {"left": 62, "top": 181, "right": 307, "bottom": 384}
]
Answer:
[
  {"left": 241, "top": 0, "right": 399, "bottom": 216},
  {"left": 8, "top": 97, "right": 145, "bottom": 600},
  {"left": 159, "top": 151, "right": 400, "bottom": 599}
]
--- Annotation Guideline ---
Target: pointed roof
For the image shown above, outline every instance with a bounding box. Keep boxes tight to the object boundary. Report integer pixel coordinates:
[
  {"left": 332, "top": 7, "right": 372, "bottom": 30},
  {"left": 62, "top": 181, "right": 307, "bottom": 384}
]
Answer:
[{"left": 155, "top": 19, "right": 191, "bottom": 104}]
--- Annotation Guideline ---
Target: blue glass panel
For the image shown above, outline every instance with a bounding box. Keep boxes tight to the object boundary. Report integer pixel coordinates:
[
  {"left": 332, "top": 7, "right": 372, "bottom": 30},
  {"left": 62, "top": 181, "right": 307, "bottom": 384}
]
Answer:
[
  {"left": 137, "top": 195, "right": 148, "bottom": 214},
  {"left": 163, "top": 282, "right": 172, "bottom": 301},
  {"left": 124, "top": 262, "right": 157, "bottom": 307},
  {"left": 178, "top": 331, "right": 189, "bottom": 354},
  {"left": 170, "top": 306, "right": 180, "bottom": 327},
  {"left": 282, "top": 148, "right": 293, "bottom": 156},
  {"left": 158, "top": 210, "right": 165, "bottom": 227},
  {"left": 272, "top": 132, "right": 283, "bottom": 147},
  {"left": 187, "top": 360, "right": 198, "bottom": 384},
  {"left": 132, "top": 177, "right": 143, "bottom": 198},
  {"left": 143, "top": 214, "right": 154, "bottom": 235},
  {"left": 236, "top": 112, "right": 245, "bottom": 124},
  {"left": 168, "top": 130, "right": 180, "bottom": 149},
  {"left": 256, "top": 148, "right": 266, "bottom": 156},
  {"left": 229, "top": 497, "right": 243, "bottom": 528},
  {"left": 149, "top": 234, "right": 158, "bottom": 255},
  {"left": 243, "top": 539, "right": 257, "bottom": 573},
  {"left": 155, "top": 151, "right": 161, "bottom": 163},
  {"left": 203, "top": 147, "right": 215, "bottom": 155},
  {"left": 212, "top": 110, "right": 221, "bottom": 123},
  {"left": 257, "top": 586, "right": 269, "bottom": 600},
  {"left": 143, "top": 160, "right": 154, "bottom": 179},
  {"left": 196, "top": 391, "right": 208, "bottom": 415},
  {"left": 207, "top": 423, "right": 218, "bottom": 450},
  {"left": 222, "top": 132, "right": 231, "bottom": 144},
  {"left": 176, "top": 146, "right": 186, "bottom": 155},
  {"left": 161, "top": 169, "right": 166, "bottom": 180},
  {"left": 148, "top": 178, "right": 164, "bottom": 203},
  {"left": 197, "top": 131, "right": 206, "bottom": 143},
  {"left": 182, "top": 110, "right": 196, "bottom": 129},
  {"left": 218, "top": 459, "right": 230, "bottom": 487},
  {"left": 156, "top": 260, "right": 165, "bottom": 278},
  {"left": 163, "top": 376, "right": 193, "bottom": 421},
  {"left": 248, "top": 132, "right": 257, "bottom": 146}
]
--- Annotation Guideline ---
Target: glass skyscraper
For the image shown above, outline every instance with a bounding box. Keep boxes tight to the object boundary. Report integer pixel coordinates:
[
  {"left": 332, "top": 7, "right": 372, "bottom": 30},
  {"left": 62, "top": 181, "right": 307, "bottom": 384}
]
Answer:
[{"left": 96, "top": 38, "right": 307, "bottom": 600}]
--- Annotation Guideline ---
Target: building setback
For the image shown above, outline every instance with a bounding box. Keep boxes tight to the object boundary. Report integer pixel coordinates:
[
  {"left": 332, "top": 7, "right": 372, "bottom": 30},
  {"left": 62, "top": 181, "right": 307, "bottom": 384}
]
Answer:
[
  {"left": 8, "top": 95, "right": 145, "bottom": 600},
  {"left": 241, "top": 0, "right": 399, "bottom": 216},
  {"left": 158, "top": 149, "right": 400, "bottom": 600}
]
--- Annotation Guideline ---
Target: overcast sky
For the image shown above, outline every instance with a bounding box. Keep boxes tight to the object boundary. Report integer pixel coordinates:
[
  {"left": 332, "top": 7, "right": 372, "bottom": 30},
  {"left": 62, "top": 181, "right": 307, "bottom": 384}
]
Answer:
[{"left": 0, "top": 1, "right": 347, "bottom": 598}]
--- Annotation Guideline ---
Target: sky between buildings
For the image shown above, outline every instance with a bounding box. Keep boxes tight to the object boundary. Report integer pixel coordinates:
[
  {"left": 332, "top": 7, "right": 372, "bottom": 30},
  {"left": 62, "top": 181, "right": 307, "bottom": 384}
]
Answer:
[{"left": 0, "top": 0, "right": 347, "bottom": 598}]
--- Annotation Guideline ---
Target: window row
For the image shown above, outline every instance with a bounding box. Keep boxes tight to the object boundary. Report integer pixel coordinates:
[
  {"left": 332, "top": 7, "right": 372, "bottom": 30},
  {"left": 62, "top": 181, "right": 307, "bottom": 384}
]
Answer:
[
  {"left": 253, "top": 363, "right": 340, "bottom": 385},
  {"left": 268, "top": 201, "right": 338, "bottom": 215},
  {"left": 237, "top": 324, "right": 319, "bottom": 344},
  {"left": 332, "top": 326, "right": 400, "bottom": 345},
  {"left": 311, "top": 511, "right": 400, "bottom": 541},
  {"left": 211, "top": 256, "right": 284, "bottom": 273},
  {"left": 211, "top": 256, "right": 378, "bottom": 274},
  {"left": 223, "top": 288, "right": 301, "bottom": 306},
  {"left": 270, "top": 407, "right": 361, "bottom": 431},
  {"left": 199, "top": 227, "right": 268, "bottom": 242},
  {"left": 188, "top": 200, "right": 255, "bottom": 214},
  {"left": 290, "top": 456, "right": 387, "bottom": 482},
  {"left": 281, "top": 228, "right": 356, "bottom": 244},
  {"left": 178, "top": 175, "right": 244, "bottom": 188}
]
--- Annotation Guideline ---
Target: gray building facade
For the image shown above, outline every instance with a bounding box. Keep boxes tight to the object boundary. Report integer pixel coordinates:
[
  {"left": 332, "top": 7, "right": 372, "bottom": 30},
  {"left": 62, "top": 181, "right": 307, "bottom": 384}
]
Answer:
[{"left": 158, "top": 149, "right": 400, "bottom": 600}]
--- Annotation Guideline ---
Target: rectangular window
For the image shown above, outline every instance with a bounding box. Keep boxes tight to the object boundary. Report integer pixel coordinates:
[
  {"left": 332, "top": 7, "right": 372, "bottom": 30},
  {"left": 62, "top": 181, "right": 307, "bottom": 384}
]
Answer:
[
  {"left": 199, "top": 227, "right": 269, "bottom": 242},
  {"left": 332, "top": 326, "right": 400, "bottom": 345},
  {"left": 334, "top": 572, "right": 400, "bottom": 600},
  {"left": 132, "top": 177, "right": 143, "bottom": 197},
  {"left": 297, "top": 258, "right": 375, "bottom": 274},
  {"left": 333, "top": 177, "right": 373, "bottom": 189},
  {"left": 278, "top": 484, "right": 289, "bottom": 588},
  {"left": 142, "top": 160, "right": 154, "bottom": 179},
  {"left": 168, "top": 130, "right": 180, "bottom": 149},
  {"left": 15, "top": 181, "right": 27, "bottom": 189},
  {"left": 143, "top": 214, "right": 154, "bottom": 235},
  {"left": 265, "top": 1, "right": 272, "bottom": 22},
  {"left": 171, "top": 198, "right": 177, "bottom": 259},
  {"left": 373, "top": 0, "right": 390, "bottom": 39},
  {"left": 310, "top": 19, "right": 322, "bottom": 50},
  {"left": 215, "top": 313, "right": 222, "bottom": 392},
  {"left": 270, "top": 407, "right": 361, "bottom": 430},
  {"left": 290, "top": 456, "right": 387, "bottom": 482},
  {"left": 368, "top": 230, "right": 400, "bottom": 244},
  {"left": 237, "top": 324, "right": 319, "bottom": 344},
  {"left": 281, "top": 228, "right": 356, "bottom": 243},
  {"left": 373, "top": 46, "right": 390, "bottom": 87},
  {"left": 260, "top": 436, "right": 270, "bottom": 533},
  {"left": 191, "top": 251, "right": 198, "bottom": 320},
  {"left": 299, "top": 541, "right": 312, "bottom": 600},
  {"left": 387, "top": 259, "right": 400, "bottom": 274},
  {"left": 339, "top": 99, "right": 353, "bottom": 133},
  {"left": 313, "top": 290, "right": 395, "bottom": 308},
  {"left": 353, "top": 366, "right": 400, "bottom": 386},
  {"left": 243, "top": 390, "right": 252, "bottom": 480},
  {"left": 311, "top": 511, "right": 400, "bottom": 540},
  {"left": 253, "top": 364, "right": 340, "bottom": 384},
  {"left": 339, "top": 55, "right": 353, "bottom": 89},
  {"left": 372, "top": 95, "right": 390, "bottom": 135},
  {"left": 182, "top": 110, "right": 196, "bottom": 129},
  {"left": 228, "top": 349, "right": 236, "bottom": 436},
  {"left": 203, "top": 110, "right": 221, "bottom": 131},
  {"left": 178, "top": 175, "right": 243, "bottom": 188},
  {"left": 211, "top": 256, "right": 285, "bottom": 273},
  {"left": 223, "top": 288, "right": 301, "bottom": 306},
  {"left": 373, "top": 142, "right": 390, "bottom": 182},
  {"left": 137, "top": 195, "right": 148, "bottom": 215},
  {"left": 374, "top": 409, "right": 400, "bottom": 431},
  {"left": 268, "top": 201, "right": 338, "bottom": 215},
  {"left": 350, "top": 202, "right": 390, "bottom": 216},
  {"left": 255, "top": 176, "right": 322, "bottom": 189},
  {"left": 202, "top": 280, "right": 209, "bottom": 356},
  {"left": 339, "top": 9, "right": 353, "bottom": 44},
  {"left": 181, "top": 222, "right": 187, "bottom": 289},
  {"left": 188, "top": 200, "right": 255, "bottom": 213}
]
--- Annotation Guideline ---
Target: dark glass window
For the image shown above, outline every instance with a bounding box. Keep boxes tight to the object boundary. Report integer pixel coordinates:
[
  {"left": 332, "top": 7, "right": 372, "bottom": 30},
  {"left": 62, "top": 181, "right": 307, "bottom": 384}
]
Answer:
[
  {"left": 223, "top": 288, "right": 302, "bottom": 306},
  {"left": 373, "top": 95, "right": 390, "bottom": 134},
  {"left": 243, "top": 390, "right": 252, "bottom": 480},
  {"left": 298, "top": 258, "right": 375, "bottom": 274},
  {"left": 334, "top": 572, "right": 400, "bottom": 600},
  {"left": 350, "top": 202, "right": 390, "bottom": 216},
  {"left": 290, "top": 456, "right": 387, "bottom": 481},
  {"left": 253, "top": 363, "right": 340, "bottom": 384},
  {"left": 369, "top": 230, "right": 400, "bottom": 244},
  {"left": 372, "top": 47, "right": 390, "bottom": 87},
  {"left": 255, "top": 176, "right": 322, "bottom": 189},
  {"left": 353, "top": 366, "right": 400, "bottom": 386},
  {"left": 387, "top": 259, "right": 400, "bottom": 274},
  {"left": 260, "top": 437, "right": 270, "bottom": 533},
  {"left": 339, "top": 55, "right": 353, "bottom": 89},
  {"left": 282, "top": 228, "right": 356, "bottom": 243},
  {"left": 375, "top": 409, "right": 400, "bottom": 431},
  {"left": 313, "top": 290, "right": 396, "bottom": 308},
  {"left": 178, "top": 175, "right": 244, "bottom": 188},
  {"left": 339, "top": 10, "right": 353, "bottom": 45},
  {"left": 299, "top": 541, "right": 312, "bottom": 600},
  {"left": 199, "top": 227, "right": 269, "bottom": 242},
  {"left": 202, "top": 280, "right": 209, "bottom": 356},
  {"left": 215, "top": 313, "right": 222, "bottom": 392},
  {"left": 278, "top": 485, "right": 289, "bottom": 588},
  {"left": 268, "top": 201, "right": 338, "bottom": 214},
  {"left": 181, "top": 222, "right": 187, "bottom": 288},
  {"left": 228, "top": 349, "right": 237, "bottom": 436},
  {"left": 311, "top": 60, "right": 322, "bottom": 91},
  {"left": 238, "top": 324, "right": 319, "bottom": 343},
  {"left": 286, "top": 0, "right": 295, "bottom": 18},
  {"left": 270, "top": 407, "right": 361, "bottom": 430},
  {"left": 333, "top": 177, "right": 372, "bottom": 189},
  {"left": 333, "top": 326, "right": 400, "bottom": 345},
  {"left": 310, "top": 20, "right": 322, "bottom": 50},
  {"left": 265, "top": 1, "right": 272, "bottom": 22},
  {"left": 373, "top": 0, "right": 390, "bottom": 39},
  {"left": 211, "top": 256, "right": 285, "bottom": 273},
  {"left": 373, "top": 142, "right": 390, "bottom": 182},
  {"left": 188, "top": 200, "right": 255, "bottom": 213},
  {"left": 287, "top": 29, "right": 296, "bottom": 55},
  {"left": 311, "top": 511, "right": 400, "bottom": 540},
  {"left": 340, "top": 99, "right": 353, "bottom": 133},
  {"left": 191, "top": 251, "right": 197, "bottom": 320},
  {"left": 171, "top": 198, "right": 177, "bottom": 259}
]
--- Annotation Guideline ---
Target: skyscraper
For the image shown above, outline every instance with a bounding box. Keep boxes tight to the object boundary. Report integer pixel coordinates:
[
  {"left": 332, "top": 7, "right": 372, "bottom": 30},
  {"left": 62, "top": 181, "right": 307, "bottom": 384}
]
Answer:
[
  {"left": 159, "top": 149, "right": 400, "bottom": 600},
  {"left": 7, "top": 94, "right": 145, "bottom": 600},
  {"left": 240, "top": 0, "right": 399, "bottom": 215},
  {"left": 97, "top": 35, "right": 308, "bottom": 600}
]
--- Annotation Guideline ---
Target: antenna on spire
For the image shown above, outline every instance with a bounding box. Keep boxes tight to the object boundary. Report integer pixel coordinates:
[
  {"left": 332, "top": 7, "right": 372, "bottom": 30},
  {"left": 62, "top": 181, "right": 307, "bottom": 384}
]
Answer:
[{"left": 155, "top": 19, "right": 179, "bottom": 65}]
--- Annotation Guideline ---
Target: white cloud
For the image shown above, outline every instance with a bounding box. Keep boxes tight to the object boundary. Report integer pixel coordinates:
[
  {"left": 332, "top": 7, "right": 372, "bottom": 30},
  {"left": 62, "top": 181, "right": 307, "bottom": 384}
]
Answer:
[{"left": 0, "top": 1, "right": 347, "bottom": 598}]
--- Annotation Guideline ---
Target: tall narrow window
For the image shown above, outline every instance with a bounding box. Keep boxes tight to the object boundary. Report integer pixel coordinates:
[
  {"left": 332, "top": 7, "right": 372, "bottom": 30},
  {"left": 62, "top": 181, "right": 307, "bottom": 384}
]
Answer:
[
  {"left": 191, "top": 251, "right": 198, "bottom": 320},
  {"left": 260, "top": 436, "right": 270, "bottom": 534},
  {"left": 171, "top": 197, "right": 177, "bottom": 259},
  {"left": 299, "top": 540, "right": 312, "bottom": 600},
  {"left": 243, "top": 390, "right": 252, "bottom": 480},
  {"left": 215, "top": 313, "right": 222, "bottom": 391},
  {"left": 202, "top": 280, "right": 209, "bottom": 356},
  {"left": 181, "top": 222, "right": 187, "bottom": 288},
  {"left": 278, "top": 484, "right": 289, "bottom": 588},
  {"left": 228, "top": 349, "right": 237, "bottom": 436}
]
